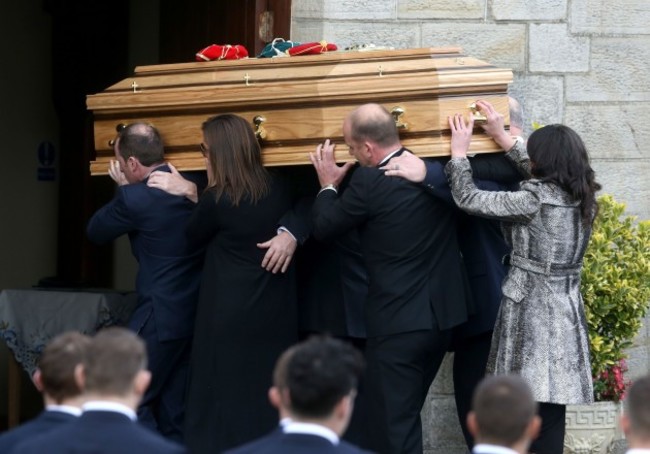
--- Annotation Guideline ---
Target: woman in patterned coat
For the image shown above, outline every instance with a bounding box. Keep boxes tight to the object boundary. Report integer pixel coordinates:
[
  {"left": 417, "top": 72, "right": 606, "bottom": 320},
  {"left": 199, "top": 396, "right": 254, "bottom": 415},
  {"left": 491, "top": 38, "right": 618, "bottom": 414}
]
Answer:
[{"left": 444, "top": 100, "right": 601, "bottom": 454}]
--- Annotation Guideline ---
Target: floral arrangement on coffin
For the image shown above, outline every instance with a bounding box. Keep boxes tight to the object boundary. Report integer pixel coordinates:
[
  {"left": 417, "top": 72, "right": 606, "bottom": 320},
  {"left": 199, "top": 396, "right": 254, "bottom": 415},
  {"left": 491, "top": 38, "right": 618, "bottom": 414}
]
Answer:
[{"left": 581, "top": 194, "right": 650, "bottom": 402}]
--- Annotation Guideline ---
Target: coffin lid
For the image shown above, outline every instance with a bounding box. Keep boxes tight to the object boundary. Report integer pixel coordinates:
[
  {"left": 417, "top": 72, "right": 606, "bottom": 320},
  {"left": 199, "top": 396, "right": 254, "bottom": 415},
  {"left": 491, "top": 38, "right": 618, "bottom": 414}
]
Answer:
[{"left": 87, "top": 47, "right": 513, "bottom": 175}]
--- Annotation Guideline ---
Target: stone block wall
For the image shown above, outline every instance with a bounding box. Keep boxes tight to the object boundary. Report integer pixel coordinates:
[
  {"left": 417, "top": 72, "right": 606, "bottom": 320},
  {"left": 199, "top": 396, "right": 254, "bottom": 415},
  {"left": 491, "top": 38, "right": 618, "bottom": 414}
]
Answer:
[{"left": 292, "top": 2, "right": 650, "bottom": 452}]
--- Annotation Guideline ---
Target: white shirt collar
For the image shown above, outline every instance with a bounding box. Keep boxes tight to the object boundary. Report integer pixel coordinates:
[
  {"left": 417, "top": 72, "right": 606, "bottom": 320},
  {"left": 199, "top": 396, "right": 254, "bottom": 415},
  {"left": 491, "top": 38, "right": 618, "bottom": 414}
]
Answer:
[
  {"left": 377, "top": 147, "right": 403, "bottom": 167},
  {"left": 45, "top": 404, "right": 82, "bottom": 417},
  {"left": 82, "top": 401, "right": 137, "bottom": 421},
  {"left": 473, "top": 443, "right": 520, "bottom": 454},
  {"left": 283, "top": 421, "right": 339, "bottom": 445},
  {"left": 626, "top": 449, "right": 650, "bottom": 454}
]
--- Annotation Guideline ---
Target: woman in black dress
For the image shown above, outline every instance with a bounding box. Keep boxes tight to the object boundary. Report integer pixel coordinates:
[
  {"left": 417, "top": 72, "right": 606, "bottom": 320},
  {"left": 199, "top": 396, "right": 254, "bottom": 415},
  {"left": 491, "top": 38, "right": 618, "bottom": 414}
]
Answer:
[{"left": 183, "top": 114, "right": 298, "bottom": 452}]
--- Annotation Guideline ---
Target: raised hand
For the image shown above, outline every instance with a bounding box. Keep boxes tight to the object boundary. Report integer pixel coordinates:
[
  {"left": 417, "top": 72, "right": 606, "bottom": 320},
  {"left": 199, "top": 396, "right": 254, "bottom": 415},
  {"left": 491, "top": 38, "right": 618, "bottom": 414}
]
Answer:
[
  {"left": 474, "top": 100, "right": 516, "bottom": 151},
  {"left": 448, "top": 113, "right": 475, "bottom": 159},
  {"left": 108, "top": 160, "right": 128, "bottom": 186},
  {"left": 147, "top": 163, "right": 198, "bottom": 203},
  {"left": 309, "top": 139, "right": 354, "bottom": 189},
  {"left": 380, "top": 151, "right": 427, "bottom": 183}
]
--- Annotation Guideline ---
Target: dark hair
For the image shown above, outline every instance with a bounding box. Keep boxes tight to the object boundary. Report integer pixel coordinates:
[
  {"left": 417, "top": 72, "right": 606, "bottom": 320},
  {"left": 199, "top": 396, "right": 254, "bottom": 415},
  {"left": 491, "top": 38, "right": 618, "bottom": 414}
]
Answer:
[
  {"left": 38, "top": 331, "right": 91, "bottom": 403},
  {"left": 285, "top": 336, "right": 364, "bottom": 419},
  {"left": 273, "top": 345, "right": 297, "bottom": 389},
  {"left": 527, "top": 124, "right": 601, "bottom": 225},
  {"left": 626, "top": 375, "right": 650, "bottom": 439},
  {"left": 117, "top": 123, "right": 165, "bottom": 167},
  {"left": 202, "top": 114, "right": 270, "bottom": 206},
  {"left": 349, "top": 104, "right": 400, "bottom": 149},
  {"left": 472, "top": 375, "right": 537, "bottom": 446},
  {"left": 84, "top": 327, "right": 147, "bottom": 396}
]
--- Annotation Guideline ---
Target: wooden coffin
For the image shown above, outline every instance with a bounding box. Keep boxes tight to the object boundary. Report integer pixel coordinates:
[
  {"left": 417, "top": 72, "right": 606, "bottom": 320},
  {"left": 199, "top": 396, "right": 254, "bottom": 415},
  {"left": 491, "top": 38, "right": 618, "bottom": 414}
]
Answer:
[{"left": 86, "top": 47, "right": 513, "bottom": 175}]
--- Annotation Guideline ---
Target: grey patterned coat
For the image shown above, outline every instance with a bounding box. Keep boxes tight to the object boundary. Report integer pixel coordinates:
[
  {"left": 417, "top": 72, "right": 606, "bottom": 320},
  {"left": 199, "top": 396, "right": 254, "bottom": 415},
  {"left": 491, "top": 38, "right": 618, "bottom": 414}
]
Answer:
[{"left": 445, "top": 139, "right": 594, "bottom": 405}]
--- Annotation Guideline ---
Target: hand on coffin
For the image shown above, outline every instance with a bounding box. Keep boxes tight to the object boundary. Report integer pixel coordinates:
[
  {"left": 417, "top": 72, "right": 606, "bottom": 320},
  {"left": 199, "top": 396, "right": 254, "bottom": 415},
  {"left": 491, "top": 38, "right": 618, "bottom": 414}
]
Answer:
[
  {"left": 147, "top": 163, "right": 198, "bottom": 203},
  {"left": 257, "top": 229, "right": 297, "bottom": 274},
  {"left": 449, "top": 113, "right": 475, "bottom": 159},
  {"left": 108, "top": 160, "right": 128, "bottom": 186},
  {"left": 309, "top": 139, "right": 355, "bottom": 188},
  {"left": 473, "top": 100, "right": 516, "bottom": 151},
  {"left": 380, "top": 151, "right": 426, "bottom": 183}
]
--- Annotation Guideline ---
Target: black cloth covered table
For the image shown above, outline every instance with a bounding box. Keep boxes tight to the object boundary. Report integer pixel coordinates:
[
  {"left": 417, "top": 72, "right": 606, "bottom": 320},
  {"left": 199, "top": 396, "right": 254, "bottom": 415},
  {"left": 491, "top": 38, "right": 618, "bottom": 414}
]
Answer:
[{"left": 0, "top": 289, "right": 137, "bottom": 375}]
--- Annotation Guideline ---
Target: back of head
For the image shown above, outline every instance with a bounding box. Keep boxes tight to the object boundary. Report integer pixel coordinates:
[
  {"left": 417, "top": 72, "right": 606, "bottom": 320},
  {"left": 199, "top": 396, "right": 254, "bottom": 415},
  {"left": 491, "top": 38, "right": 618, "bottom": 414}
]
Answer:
[
  {"left": 273, "top": 344, "right": 298, "bottom": 390},
  {"left": 285, "top": 336, "right": 364, "bottom": 419},
  {"left": 84, "top": 327, "right": 147, "bottom": 396},
  {"left": 348, "top": 103, "right": 400, "bottom": 150},
  {"left": 625, "top": 375, "right": 650, "bottom": 442},
  {"left": 38, "top": 331, "right": 91, "bottom": 403},
  {"left": 508, "top": 97, "right": 524, "bottom": 137},
  {"left": 526, "top": 124, "right": 601, "bottom": 224},
  {"left": 201, "top": 113, "right": 269, "bottom": 205},
  {"left": 117, "top": 123, "right": 165, "bottom": 167},
  {"left": 471, "top": 375, "right": 537, "bottom": 446}
]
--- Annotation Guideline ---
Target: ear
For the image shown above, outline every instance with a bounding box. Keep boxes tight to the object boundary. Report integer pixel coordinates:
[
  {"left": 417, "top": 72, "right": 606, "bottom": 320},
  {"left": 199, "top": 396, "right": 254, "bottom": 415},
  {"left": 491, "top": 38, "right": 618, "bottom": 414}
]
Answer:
[
  {"left": 620, "top": 413, "right": 631, "bottom": 437},
  {"left": 526, "top": 415, "right": 542, "bottom": 441},
  {"left": 74, "top": 364, "right": 85, "bottom": 390},
  {"left": 33, "top": 369, "right": 44, "bottom": 392},
  {"left": 362, "top": 141, "right": 374, "bottom": 160},
  {"left": 134, "top": 370, "right": 151, "bottom": 396},
  {"left": 335, "top": 393, "right": 355, "bottom": 421},
  {"left": 466, "top": 412, "right": 479, "bottom": 439},
  {"left": 127, "top": 156, "right": 139, "bottom": 171},
  {"left": 268, "top": 386, "right": 282, "bottom": 409}
]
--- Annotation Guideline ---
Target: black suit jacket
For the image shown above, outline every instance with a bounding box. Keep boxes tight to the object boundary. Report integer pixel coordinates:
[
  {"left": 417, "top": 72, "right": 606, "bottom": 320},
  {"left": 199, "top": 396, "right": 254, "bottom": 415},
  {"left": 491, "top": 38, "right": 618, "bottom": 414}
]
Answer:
[
  {"left": 86, "top": 165, "right": 204, "bottom": 341},
  {"left": 11, "top": 410, "right": 186, "bottom": 454},
  {"left": 287, "top": 165, "right": 368, "bottom": 338},
  {"left": 312, "top": 149, "right": 470, "bottom": 337},
  {"left": 225, "top": 431, "right": 371, "bottom": 454},
  {"left": 421, "top": 156, "right": 519, "bottom": 342},
  {"left": 0, "top": 410, "right": 76, "bottom": 453}
]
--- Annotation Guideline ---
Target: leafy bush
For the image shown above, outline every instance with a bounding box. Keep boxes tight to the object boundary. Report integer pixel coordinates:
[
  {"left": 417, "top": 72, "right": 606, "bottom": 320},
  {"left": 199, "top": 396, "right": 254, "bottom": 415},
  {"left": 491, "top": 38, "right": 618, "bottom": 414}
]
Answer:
[{"left": 581, "top": 195, "right": 650, "bottom": 401}]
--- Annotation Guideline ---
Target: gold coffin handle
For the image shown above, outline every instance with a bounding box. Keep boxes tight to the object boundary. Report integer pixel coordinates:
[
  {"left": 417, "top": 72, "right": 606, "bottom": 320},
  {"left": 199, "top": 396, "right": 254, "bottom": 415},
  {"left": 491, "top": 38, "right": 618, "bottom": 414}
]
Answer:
[
  {"left": 108, "top": 123, "right": 127, "bottom": 147},
  {"left": 391, "top": 106, "right": 408, "bottom": 130},
  {"left": 469, "top": 103, "right": 487, "bottom": 123},
  {"left": 253, "top": 115, "right": 267, "bottom": 140}
]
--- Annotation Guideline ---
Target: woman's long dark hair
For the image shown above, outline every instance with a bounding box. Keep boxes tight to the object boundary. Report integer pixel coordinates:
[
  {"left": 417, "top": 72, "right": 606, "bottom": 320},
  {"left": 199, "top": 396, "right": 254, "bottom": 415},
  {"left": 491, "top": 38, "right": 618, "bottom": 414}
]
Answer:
[
  {"left": 202, "top": 114, "right": 269, "bottom": 206},
  {"left": 527, "top": 124, "right": 601, "bottom": 225}
]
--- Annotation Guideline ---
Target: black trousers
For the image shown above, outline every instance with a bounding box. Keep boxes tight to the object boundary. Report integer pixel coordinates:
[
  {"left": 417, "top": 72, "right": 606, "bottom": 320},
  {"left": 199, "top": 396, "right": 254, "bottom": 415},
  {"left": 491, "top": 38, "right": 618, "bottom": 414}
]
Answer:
[
  {"left": 530, "top": 402, "right": 566, "bottom": 454},
  {"left": 363, "top": 329, "right": 451, "bottom": 454},
  {"left": 452, "top": 331, "right": 493, "bottom": 450},
  {"left": 128, "top": 303, "right": 190, "bottom": 443}
]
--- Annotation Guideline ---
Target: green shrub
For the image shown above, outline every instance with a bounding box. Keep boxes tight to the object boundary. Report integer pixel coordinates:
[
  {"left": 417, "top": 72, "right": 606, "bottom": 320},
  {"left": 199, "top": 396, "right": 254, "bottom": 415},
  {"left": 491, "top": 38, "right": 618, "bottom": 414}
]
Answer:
[{"left": 581, "top": 194, "right": 650, "bottom": 400}]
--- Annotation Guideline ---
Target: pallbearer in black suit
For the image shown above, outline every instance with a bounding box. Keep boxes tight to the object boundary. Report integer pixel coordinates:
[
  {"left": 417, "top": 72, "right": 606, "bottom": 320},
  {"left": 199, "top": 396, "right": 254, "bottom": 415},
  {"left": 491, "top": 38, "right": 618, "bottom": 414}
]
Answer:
[
  {"left": 467, "top": 375, "right": 540, "bottom": 454},
  {"left": 0, "top": 332, "right": 89, "bottom": 452},
  {"left": 86, "top": 123, "right": 203, "bottom": 442},
  {"left": 225, "top": 336, "right": 370, "bottom": 454},
  {"left": 310, "top": 104, "right": 471, "bottom": 454},
  {"left": 12, "top": 327, "right": 186, "bottom": 454},
  {"left": 382, "top": 97, "right": 525, "bottom": 449}
]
